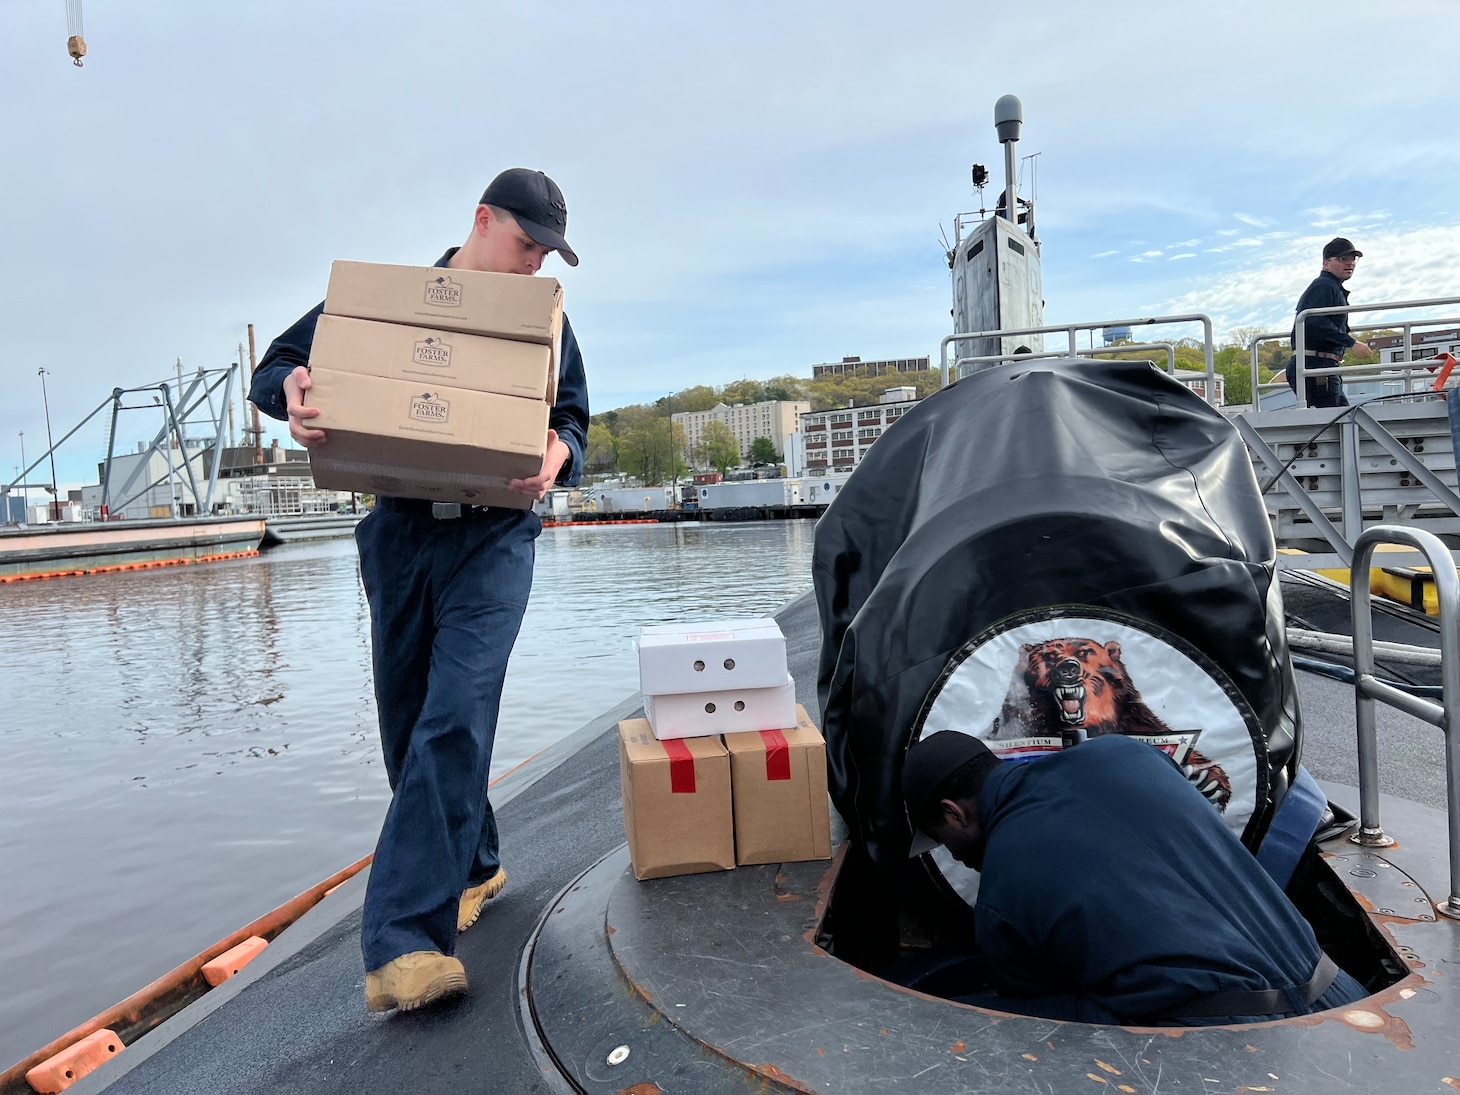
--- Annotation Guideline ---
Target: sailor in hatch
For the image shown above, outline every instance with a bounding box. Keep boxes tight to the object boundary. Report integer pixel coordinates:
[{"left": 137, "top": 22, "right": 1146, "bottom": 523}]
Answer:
[{"left": 902, "top": 731, "right": 1368, "bottom": 1024}]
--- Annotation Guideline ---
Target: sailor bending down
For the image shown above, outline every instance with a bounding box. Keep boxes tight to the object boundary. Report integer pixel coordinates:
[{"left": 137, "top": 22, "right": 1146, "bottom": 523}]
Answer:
[{"left": 902, "top": 732, "right": 1368, "bottom": 1025}]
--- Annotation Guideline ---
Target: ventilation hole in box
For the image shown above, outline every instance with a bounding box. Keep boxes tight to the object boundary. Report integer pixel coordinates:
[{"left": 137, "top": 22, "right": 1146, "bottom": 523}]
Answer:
[
  {"left": 724, "top": 658, "right": 736, "bottom": 670},
  {"left": 694, "top": 660, "right": 705, "bottom": 672},
  {"left": 734, "top": 701, "right": 745, "bottom": 711},
  {"left": 705, "top": 702, "right": 716, "bottom": 713}
]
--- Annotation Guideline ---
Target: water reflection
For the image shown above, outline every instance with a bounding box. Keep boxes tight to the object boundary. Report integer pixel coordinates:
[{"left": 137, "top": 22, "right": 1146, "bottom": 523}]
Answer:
[{"left": 0, "top": 519, "right": 814, "bottom": 1069}]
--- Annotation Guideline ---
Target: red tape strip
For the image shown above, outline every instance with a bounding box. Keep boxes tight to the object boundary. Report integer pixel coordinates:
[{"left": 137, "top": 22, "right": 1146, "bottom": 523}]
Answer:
[
  {"left": 760, "top": 729, "right": 791, "bottom": 781},
  {"left": 663, "top": 738, "right": 696, "bottom": 793}
]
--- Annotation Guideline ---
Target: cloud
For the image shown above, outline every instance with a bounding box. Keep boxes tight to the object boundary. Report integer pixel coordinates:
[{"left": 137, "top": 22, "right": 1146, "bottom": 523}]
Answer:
[
  {"left": 1091, "top": 249, "right": 1121, "bottom": 258},
  {"left": 1168, "top": 253, "right": 1197, "bottom": 260},
  {"left": 1161, "top": 223, "right": 1460, "bottom": 336},
  {"left": 1234, "top": 213, "right": 1272, "bottom": 228}
]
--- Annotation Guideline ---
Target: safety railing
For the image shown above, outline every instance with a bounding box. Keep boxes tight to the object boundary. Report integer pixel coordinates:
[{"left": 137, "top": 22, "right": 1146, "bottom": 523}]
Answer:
[
  {"left": 1348, "top": 525, "right": 1460, "bottom": 920},
  {"left": 954, "top": 341, "right": 1178, "bottom": 375},
  {"left": 1252, "top": 320, "right": 1460, "bottom": 411},
  {"left": 1287, "top": 296, "right": 1460, "bottom": 408},
  {"left": 938, "top": 313, "right": 1216, "bottom": 403}
]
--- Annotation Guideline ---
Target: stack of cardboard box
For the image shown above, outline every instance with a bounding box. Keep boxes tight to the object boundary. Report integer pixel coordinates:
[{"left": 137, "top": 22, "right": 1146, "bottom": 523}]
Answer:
[
  {"left": 618, "top": 619, "right": 832, "bottom": 880},
  {"left": 305, "top": 260, "right": 562, "bottom": 510}
]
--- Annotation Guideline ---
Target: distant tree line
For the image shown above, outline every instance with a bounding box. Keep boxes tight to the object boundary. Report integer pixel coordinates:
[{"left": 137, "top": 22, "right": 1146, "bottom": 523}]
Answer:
[{"left": 585, "top": 367, "right": 945, "bottom": 483}]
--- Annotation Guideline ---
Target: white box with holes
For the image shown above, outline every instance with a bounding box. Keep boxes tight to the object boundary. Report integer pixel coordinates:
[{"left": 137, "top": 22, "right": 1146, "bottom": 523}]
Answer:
[
  {"left": 643, "top": 677, "right": 798, "bottom": 740},
  {"left": 637, "top": 618, "right": 787, "bottom": 696}
]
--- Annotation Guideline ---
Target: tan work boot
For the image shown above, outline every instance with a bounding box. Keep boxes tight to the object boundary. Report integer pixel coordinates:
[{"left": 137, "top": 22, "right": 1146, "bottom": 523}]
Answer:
[
  {"left": 458, "top": 868, "right": 508, "bottom": 932},
  {"left": 364, "top": 951, "right": 468, "bottom": 1013}
]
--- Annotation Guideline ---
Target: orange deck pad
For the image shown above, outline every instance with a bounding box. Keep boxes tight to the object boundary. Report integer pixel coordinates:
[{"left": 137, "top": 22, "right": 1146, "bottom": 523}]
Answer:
[
  {"left": 201, "top": 936, "right": 269, "bottom": 987},
  {"left": 24, "top": 1028, "right": 122, "bottom": 1093}
]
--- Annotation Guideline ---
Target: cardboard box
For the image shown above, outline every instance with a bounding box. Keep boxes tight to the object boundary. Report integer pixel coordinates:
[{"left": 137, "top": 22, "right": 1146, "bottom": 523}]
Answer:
[
  {"left": 643, "top": 676, "right": 797, "bottom": 740},
  {"left": 618, "top": 719, "right": 735, "bottom": 880},
  {"left": 324, "top": 261, "right": 564, "bottom": 403},
  {"left": 311, "top": 314, "right": 553, "bottom": 401},
  {"left": 724, "top": 705, "right": 832, "bottom": 865},
  {"left": 306, "top": 368, "right": 547, "bottom": 509},
  {"left": 638, "top": 618, "right": 787, "bottom": 696}
]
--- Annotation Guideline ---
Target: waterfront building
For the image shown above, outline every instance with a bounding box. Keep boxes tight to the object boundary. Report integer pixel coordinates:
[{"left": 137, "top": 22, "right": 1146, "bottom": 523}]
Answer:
[
  {"left": 73, "top": 441, "right": 352, "bottom": 521},
  {"left": 810, "top": 354, "right": 930, "bottom": 378},
  {"left": 801, "top": 386, "right": 920, "bottom": 475},
  {"left": 1174, "top": 369, "right": 1224, "bottom": 407},
  {"left": 673, "top": 399, "right": 810, "bottom": 466},
  {"left": 1370, "top": 328, "right": 1460, "bottom": 363}
]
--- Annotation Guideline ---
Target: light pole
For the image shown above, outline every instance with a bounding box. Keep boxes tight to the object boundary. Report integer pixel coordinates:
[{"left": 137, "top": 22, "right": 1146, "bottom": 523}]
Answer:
[
  {"left": 38, "top": 368, "right": 59, "bottom": 511},
  {"left": 667, "top": 391, "right": 677, "bottom": 510},
  {"left": 17, "top": 432, "right": 27, "bottom": 515}
]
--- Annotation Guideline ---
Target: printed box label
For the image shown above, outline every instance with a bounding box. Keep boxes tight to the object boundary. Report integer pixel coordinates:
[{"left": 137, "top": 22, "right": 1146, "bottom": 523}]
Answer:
[
  {"left": 409, "top": 392, "right": 450, "bottom": 422},
  {"left": 413, "top": 336, "right": 452, "bottom": 367},
  {"left": 423, "top": 276, "right": 462, "bottom": 308}
]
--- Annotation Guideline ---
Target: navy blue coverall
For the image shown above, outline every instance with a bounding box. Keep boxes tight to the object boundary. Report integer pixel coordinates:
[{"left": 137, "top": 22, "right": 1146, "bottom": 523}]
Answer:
[
  {"left": 1286, "top": 269, "right": 1355, "bottom": 408},
  {"left": 249, "top": 248, "right": 589, "bottom": 971},
  {"left": 964, "top": 735, "right": 1366, "bottom": 1024}
]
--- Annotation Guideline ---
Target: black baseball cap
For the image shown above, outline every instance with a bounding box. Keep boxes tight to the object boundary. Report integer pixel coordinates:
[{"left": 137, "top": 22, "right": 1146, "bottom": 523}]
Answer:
[
  {"left": 480, "top": 168, "right": 579, "bottom": 267},
  {"left": 902, "top": 731, "right": 1001, "bottom": 857},
  {"left": 1323, "top": 237, "right": 1363, "bottom": 260}
]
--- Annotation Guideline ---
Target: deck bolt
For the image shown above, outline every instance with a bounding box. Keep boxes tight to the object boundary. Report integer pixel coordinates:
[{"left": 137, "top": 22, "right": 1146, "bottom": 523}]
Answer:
[{"left": 607, "top": 1045, "right": 630, "bottom": 1066}]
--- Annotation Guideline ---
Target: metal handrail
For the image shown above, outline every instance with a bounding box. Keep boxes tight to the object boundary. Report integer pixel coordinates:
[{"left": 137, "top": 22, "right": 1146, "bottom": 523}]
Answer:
[
  {"left": 939, "top": 313, "right": 1216, "bottom": 402},
  {"left": 1253, "top": 314, "right": 1460, "bottom": 410},
  {"left": 1348, "top": 525, "right": 1460, "bottom": 920},
  {"left": 953, "top": 341, "right": 1178, "bottom": 375},
  {"left": 1292, "top": 296, "right": 1460, "bottom": 407}
]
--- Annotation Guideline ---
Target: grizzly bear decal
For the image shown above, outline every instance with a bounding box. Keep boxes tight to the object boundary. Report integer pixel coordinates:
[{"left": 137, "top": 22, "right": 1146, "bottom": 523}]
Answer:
[{"left": 993, "top": 636, "right": 1232, "bottom": 810}]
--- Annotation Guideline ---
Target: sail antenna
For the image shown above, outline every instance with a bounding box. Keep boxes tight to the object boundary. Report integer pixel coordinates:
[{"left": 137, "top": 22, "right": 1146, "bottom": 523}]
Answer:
[
  {"left": 993, "top": 94, "right": 1022, "bottom": 225},
  {"left": 65, "top": 0, "right": 86, "bottom": 66}
]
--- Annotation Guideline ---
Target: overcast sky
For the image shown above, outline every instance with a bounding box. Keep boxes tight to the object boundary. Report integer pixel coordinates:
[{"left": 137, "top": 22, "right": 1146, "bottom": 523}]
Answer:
[{"left": 2, "top": 0, "right": 1457, "bottom": 488}]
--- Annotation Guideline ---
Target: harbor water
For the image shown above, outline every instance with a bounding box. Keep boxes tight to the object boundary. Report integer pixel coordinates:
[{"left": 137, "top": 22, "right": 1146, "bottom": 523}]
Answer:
[{"left": 0, "top": 519, "right": 816, "bottom": 1071}]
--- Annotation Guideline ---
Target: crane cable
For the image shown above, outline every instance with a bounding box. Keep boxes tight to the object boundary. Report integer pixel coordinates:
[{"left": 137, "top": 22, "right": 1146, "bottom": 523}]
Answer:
[{"left": 65, "top": 0, "right": 86, "bottom": 67}]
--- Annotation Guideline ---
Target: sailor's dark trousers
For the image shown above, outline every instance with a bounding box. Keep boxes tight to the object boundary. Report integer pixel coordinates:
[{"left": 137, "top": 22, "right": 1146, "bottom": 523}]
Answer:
[{"left": 354, "top": 499, "right": 538, "bottom": 971}]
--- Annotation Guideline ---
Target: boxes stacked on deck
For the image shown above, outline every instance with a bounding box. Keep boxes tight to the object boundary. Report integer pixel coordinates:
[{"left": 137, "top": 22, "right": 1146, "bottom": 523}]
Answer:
[
  {"left": 305, "top": 261, "right": 562, "bottom": 509},
  {"left": 618, "top": 618, "right": 832, "bottom": 880}
]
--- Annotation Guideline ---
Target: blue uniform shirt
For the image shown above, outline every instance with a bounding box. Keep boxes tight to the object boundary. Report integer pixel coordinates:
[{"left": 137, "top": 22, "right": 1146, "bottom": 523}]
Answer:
[
  {"left": 1289, "top": 269, "right": 1354, "bottom": 356},
  {"left": 247, "top": 248, "right": 589, "bottom": 487},
  {"left": 973, "top": 734, "right": 1328, "bottom": 1022}
]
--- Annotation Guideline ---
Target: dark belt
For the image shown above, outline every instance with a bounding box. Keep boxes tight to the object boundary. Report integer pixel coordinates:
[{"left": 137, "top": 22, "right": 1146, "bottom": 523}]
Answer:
[
  {"left": 1303, "top": 350, "right": 1343, "bottom": 361},
  {"left": 1147, "top": 953, "right": 1340, "bottom": 1021},
  {"left": 376, "top": 498, "right": 505, "bottom": 520}
]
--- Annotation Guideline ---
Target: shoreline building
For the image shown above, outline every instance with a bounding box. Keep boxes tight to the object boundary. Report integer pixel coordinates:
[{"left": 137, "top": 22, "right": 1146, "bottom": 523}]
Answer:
[
  {"left": 811, "top": 355, "right": 931, "bottom": 379},
  {"left": 674, "top": 399, "right": 810, "bottom": 467},
  {"left": 801, "top": 386, "right": 920, "bottom": 475},
  {"left": 1371, "top": 328, "right": 1460, "bottom": 364}
]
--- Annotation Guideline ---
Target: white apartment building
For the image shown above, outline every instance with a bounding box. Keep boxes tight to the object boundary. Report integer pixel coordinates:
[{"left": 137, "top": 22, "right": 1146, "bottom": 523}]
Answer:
[
  {"left": 1371, "top": 328, "right": 1460, "bottom": 363},
  {"left": 674, "top": 399, "right": 811, "bottom": 464},
  {"left": 802, "top": 387, "right": 920, "bottom": 474}
]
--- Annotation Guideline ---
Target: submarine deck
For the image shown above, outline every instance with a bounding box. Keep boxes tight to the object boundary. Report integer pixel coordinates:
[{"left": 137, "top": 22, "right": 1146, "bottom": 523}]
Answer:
[{"left": 70, "top": 587, "right": 1458, "bottom": 1094}]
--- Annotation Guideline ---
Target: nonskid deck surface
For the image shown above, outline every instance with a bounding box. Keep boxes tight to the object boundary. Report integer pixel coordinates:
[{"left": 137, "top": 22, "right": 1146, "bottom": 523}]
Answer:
[
  {"left": 531, "top": 800, "right": 1458, "bottom": 1094},
  {"left": 72, "top": 588, "right": 1453, "bottom": 1093}
]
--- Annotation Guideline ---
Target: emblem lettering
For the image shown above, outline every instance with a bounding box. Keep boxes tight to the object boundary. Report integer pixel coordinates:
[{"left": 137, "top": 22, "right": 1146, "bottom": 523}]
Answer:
[
  {"left": 409, "top": 392, "right": 450, "bottom": 423},
  {"left": 424, "top": 276, "right": 462, "bottom": 307},
  {"left": 413, "top": 336, "right": 452, "bottom": 367}
]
